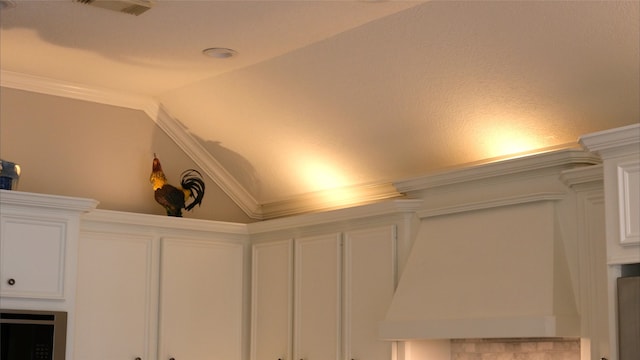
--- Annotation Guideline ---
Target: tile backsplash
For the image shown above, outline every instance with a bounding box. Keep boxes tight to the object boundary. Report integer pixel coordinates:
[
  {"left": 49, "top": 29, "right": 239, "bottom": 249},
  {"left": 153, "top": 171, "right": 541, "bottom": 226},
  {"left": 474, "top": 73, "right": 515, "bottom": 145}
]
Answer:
[{"left": 451, "top": 338, "right": 581, "bottom": 360}]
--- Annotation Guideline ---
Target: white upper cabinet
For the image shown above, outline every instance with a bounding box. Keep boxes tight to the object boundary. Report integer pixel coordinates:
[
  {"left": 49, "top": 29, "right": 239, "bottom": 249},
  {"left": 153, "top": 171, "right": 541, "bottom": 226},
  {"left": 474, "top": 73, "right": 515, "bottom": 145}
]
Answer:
[
  {"left": 580, "top": 123, "right": 640, "bottom": 360},
  {"left": 0, "top": 190, "right": 97, "bottom": 301},
  {"left": 581, "top": 123, "right": 640, "bottom": 264},
  {"left": 251, "top": 234, "right": 342, "bottom": 360},
  {"left": 249, "top": 200, "right": 419, "bottom": 360},
  {"left": 1, "top": 217, "right": 67, "bottom": 299},
  {"left": 75, "top": 230, "right": 159, "bottom": 360},
  {"left": 159, "top": 237, "right": 245, "bottom": 360},
  {"left": 251, "top": 226, "right": 398, "bottom": 360},
  {"left": 75, "top": 209, "right": 249, "bottom": 360}
]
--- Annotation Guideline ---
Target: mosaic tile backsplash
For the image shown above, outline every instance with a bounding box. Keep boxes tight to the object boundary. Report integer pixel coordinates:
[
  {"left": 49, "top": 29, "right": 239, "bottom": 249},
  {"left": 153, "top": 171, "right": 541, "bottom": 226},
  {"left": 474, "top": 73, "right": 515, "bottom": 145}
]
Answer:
[{"left": 451, "top": 338, "right": 581, "bottom": 360}]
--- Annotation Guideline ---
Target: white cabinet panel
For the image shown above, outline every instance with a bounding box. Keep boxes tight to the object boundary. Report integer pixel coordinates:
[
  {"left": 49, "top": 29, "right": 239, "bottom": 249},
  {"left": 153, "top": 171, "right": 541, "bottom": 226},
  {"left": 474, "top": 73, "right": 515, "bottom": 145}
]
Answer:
[
  {"left": 74, "top": 232, "right": 158, "bottom": 360},
  {"left": 617, "top": 160, "right": 640, "bottom": 246},
  {"left": 294, "top": 233, "right": 341, "bottom": 360},
  {"left": 0, "top": 216, "right": 66, "bottom": 299},
  {"left": 159, "top": 238, "right": 244, "bottom": 360},
  {"left": 343, "top": 225, "right": 396, "bottom": 360},
  {"left": 250, "top": 240, "right": 293, "bottom": 360}
]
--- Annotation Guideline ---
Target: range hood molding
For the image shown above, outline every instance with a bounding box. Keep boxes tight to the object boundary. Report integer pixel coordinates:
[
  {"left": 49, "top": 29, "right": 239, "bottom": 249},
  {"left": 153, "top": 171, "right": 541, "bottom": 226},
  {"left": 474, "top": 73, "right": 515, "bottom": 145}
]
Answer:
[{"left": 380, "top": 315, "right": 580, "bottom": 340}]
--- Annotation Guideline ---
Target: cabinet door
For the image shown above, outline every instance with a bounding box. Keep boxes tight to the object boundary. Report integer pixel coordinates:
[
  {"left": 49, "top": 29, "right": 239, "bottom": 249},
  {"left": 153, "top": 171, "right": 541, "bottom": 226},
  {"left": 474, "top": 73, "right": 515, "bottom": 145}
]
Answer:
[
  {"left": 251, "top": 240, "right": 293, "bottom": 360},
  {"left": 74, "top": 231, "right": 158, "bottom": 360},
  {"left": 159, "top": 238, "right": 244, "bottom": 360},
  {"left": 0, "top": 216, "right": 66, "bottom": 299},
  {"left": 606, "top": 157, "right": 640, "bottom": 263},
  {"left": 343, "top": 226, "right": 396, "bottom": 360},
  {"left": 294, "top": 233, "right": 341, "bottom": 360}
]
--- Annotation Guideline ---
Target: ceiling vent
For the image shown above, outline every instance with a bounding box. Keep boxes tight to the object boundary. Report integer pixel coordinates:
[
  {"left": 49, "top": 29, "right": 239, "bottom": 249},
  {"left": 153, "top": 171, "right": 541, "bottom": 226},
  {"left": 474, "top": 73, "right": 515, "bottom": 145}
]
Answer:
[
  {"left": 0, "top": 0, "right": 16, "bottom": 10},
  {"left": 74, "top": 0, "right": 155, "bottom": 16}
]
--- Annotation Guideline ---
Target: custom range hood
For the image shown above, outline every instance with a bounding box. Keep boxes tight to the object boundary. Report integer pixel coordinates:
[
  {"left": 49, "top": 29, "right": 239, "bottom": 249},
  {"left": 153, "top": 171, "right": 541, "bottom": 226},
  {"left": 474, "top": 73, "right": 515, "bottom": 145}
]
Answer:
[
  {"left": 380, "top": 200, "right": 580, "bottom": 340},
  {"left": 380, "top": 150, "right": 597, "bottom": 340}
]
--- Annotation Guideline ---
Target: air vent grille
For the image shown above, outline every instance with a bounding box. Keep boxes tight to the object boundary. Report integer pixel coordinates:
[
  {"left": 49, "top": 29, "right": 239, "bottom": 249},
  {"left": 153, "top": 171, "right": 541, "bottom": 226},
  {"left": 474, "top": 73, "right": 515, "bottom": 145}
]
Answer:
[{"left": 73, "top": 0, "right": 154, "bottom": 16}]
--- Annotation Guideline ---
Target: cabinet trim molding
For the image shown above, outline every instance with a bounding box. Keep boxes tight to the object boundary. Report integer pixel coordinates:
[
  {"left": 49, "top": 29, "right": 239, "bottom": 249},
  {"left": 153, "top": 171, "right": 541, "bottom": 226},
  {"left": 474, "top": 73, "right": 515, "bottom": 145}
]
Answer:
[
  {"left": 0, "top": 190, "right": 99, "bottom": 213},
  {"left": 617, "top": 160, "right": 640, "bottom": 246},
  {"left": 417, "top": 192, "right": 565, "bottom": 219}
]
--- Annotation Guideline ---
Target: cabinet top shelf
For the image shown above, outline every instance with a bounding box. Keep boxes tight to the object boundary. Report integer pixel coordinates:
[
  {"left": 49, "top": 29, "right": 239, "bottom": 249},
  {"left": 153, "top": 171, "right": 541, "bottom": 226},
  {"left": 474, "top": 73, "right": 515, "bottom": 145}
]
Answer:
[{"left": 0, "top": 190, "right": 99, "bottom": 214}]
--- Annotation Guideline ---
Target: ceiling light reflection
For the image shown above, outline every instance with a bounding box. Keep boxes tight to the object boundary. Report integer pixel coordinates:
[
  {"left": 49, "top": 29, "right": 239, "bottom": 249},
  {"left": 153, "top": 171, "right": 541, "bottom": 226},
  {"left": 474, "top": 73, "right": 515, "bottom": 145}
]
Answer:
[
  {"left": 301, "top": 161, "right": 364, "bottom": 207},
  {"left": 477, "top": 121, "right": 546, "bottom": 160},
  {"left": 293, "top": 154, "right": 401, "bottom": 209},
  {"left": 300, "top": 160, "right": 349, "bottom": 192}
]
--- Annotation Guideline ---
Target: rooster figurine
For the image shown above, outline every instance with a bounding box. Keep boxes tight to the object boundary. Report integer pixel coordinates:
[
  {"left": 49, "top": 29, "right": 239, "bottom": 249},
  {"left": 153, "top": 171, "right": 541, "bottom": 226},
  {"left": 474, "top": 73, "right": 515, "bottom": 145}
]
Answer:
[{"left": 150, "top": 154, "right": 205, "bottom": 217}]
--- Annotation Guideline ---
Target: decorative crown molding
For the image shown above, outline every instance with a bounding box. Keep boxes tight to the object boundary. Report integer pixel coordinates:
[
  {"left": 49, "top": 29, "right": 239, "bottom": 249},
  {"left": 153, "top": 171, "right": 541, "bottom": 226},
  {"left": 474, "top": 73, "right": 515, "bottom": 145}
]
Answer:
[
  {"left": 259, "top": 182, "right": 403, "bottom": 219},
  {"left": 560, "top": 164, "right": 604, "bottom": 188},
  {"left": 0, "top": 70, "right": 155, "bottom": 111},
  {"left": 580, "top": 123, "right": 640, "bottom": 159},
  {"left": 395, "top": 148, "right": 601, "bottom": 193},
  {"left": 81, "top": 208, "right": 249, "bottom": 235},
  {"left": 0, "top": 189, "right": 99, "bottom": 213},
  {"left": 416, "top": 192, "right": 565, "bottom": 219},
  {"left": 248, "top": 199, "right": 422, "bottom": 235}
]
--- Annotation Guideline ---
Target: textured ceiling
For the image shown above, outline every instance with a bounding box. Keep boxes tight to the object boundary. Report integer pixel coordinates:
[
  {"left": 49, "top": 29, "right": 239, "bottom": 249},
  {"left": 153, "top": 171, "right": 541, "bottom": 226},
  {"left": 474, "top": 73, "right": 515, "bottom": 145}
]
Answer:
[{"left": 1, "top": 0, "right": 638, "bottom": 217}]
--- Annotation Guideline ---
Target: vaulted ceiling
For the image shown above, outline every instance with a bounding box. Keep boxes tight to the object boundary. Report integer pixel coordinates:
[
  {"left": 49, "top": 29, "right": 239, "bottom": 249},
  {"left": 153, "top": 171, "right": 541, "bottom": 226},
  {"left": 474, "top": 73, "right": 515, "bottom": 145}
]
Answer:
[{"left": 1, "top": 0, "right": 638, "bottom": 219}]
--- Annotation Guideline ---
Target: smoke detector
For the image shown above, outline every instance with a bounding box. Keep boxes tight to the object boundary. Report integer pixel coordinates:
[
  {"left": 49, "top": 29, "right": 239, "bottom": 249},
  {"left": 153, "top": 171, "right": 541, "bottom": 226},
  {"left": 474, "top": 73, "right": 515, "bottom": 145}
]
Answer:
[{"left": 74, "top": 0, "right": 155, "bottom": 16}]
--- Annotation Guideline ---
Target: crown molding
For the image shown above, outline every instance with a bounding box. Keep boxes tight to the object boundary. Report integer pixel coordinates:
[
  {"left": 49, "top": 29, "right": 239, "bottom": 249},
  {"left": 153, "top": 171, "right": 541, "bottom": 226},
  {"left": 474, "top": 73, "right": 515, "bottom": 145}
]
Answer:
[
  {"left": 248, "top": 198, "right": 422, "bottom": 235},
  {"left": 560, "top": 164, "right": 603, "bottom": 188},
  {"left": 579, "top": 123, "right": 640, "bottom": 159},
  {"left": 0, "top": 189, "right": 99, "bottom": 213},
  {"left": 81, "top": 208, "right": 249, "bottom": 235},
  {"left": 395, "top": 148, "right": 601, "bottom": 193},
  {"left": 416, "top": 192, "right": 565, "bottom": 219},
  {"left": 0, "top": 70, "right": 155, "bottom": 111},
  {"left": 259, "top": 182, "right": 403, "bottom": 220}
]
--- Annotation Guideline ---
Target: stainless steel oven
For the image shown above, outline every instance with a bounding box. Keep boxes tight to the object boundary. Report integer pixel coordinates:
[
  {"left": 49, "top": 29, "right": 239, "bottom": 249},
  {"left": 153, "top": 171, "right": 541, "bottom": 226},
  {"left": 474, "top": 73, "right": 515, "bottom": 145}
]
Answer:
[
  {"left": 0, "top": 309, "right": 67, "bottom": 360},
  {"left": 617, "top": 271, "right": 640, "bottom": 360}
]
